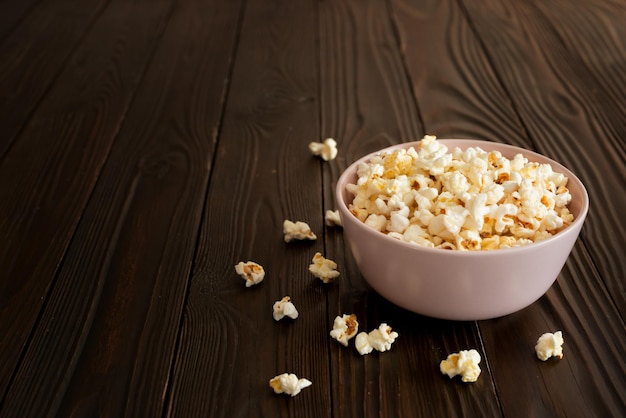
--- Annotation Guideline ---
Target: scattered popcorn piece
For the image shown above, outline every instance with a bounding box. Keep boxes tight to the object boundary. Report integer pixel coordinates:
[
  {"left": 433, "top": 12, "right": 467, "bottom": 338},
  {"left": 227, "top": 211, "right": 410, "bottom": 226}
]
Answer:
[
  {"left": 535, "top": 331, "right": 564, "bottom": 361},
  {"left": 272, "top": 296, "right": 299, "bottom": 321},
  {"left": 283, "top": 220, "right": 317, "bottom": 242},
  {"left": 355, "top": 332, "right": 374, "bottom": 355},
  {"left": 440, "top": 349, "right": 482, "bottom": 382},
  {"left": 367, "top": 323, "right": 399, "bottom": 352},
  {"left": 234, "top": 261, "right": 265, "bottom": 287},
  {"left": 309, "top": 138, "right": 338, "bottom": 161},
  {"left": 308, "top": 252, "right": 340, "bottom": 283},
  {"left": 355, "top": 323, "right": 399, "bottom": 355},
  {"left": 346, "top": 135, "right": 575, "bottom": 250},
  {"left": 330, "top": 314, "right": 359, "bottom": 346},
  {"left": 325, "top": 209, "right": 343, "bottom": 227},
  {"left": 269, "top": 373, "right": 312, "bottom": 397}
]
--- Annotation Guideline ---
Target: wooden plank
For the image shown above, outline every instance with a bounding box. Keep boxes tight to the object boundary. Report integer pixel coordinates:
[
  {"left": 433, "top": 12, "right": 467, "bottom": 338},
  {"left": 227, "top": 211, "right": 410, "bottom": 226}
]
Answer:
[
  {"left": 389, "top": 0, "right": 529, "bottom": 146},
  {"left": 389, "top": 0, "right": 625, "bottom": 416},
  {"left": 447, "top": 0, "right": 626, "bottom": 415},
  {"left": 481, "top": 244, "right": 626, "bottom": 417},
  {"left": 0, "top": 0, "right": 243, "bottom": 415},
  {"left": 0, "top": 0, "right": 175, "bottom": 406},
  {"left": 319, "top": 0, "right": 501, "bottom": 416},
  {"left": 459, "top": 0, "right": 626, "bottom": 314},
  {"left": 0, "top": 0, "right": 109, "bottom": 159},
  {"left": 0, "top": 0, "right": 42, "bottom": 40},
  {"left": 165, "top": 0, "right": 328, "bottom": 416}
]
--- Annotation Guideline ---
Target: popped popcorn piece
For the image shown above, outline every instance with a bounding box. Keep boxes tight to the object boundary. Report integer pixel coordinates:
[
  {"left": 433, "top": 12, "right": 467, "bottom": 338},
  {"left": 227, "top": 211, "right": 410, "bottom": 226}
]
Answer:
[
  {"left": 269, "top": 373, "right": 312, "bottom": 397},
  {"left": 368, "top": 323, "right": 399, "bottom": 352},
  {"left": 440, "top": 349, "right": 482, "bottom": 383},
  {"left": 330, "top": 314, "right": 359, "bottom": 346},
  {"left": 309, "top": 138, "right": 338, "bottom": 161},
  {"left": 272, "top": 296, "right": 299, "bottom": 321},
  {"left": 355, "top": 323, "right": 399, "bottom": 355},
  {"left": 234, "top": 261, "right": 265, "bottom": 287},
  {"left": 325, "top": 209, "right": 342, "bottom": 227},
  {"left": 535, "top": 331, "right": 564, "bottom": 361},
  {"left": 364, "top": 213, "right": 387, "bottom": 231},
  {"left": 309, "top": 252, "right": 340, "bottom": 283},
  {"left": 283, "top": 220, "right": 317, "bottom": 242},
  {"left": 346, "top": 135, "right": 575, "bottom": 250},
  {"left": 355, "top": 332, "right": 374, "bottom": 355}
]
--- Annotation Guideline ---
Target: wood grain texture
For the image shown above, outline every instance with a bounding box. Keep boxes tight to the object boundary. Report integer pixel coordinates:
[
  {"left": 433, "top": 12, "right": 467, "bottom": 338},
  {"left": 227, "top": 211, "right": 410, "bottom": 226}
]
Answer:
[
  {"left": 390, "top": 0, "right": 626, "bottom": 416},
  {"left": 0, "top": 0, "right": 243, "bottom": 415},
  {"left": 166, "top": 0, "right": 329, "bottom": 416},
  {"left": 390, "top": 0, "right": 529, "bottom": 146},
  {"left": 481, "top": 243, "right": 626, "bottom": 417},
  {"left": 453, "top": 0, "right": 626, "bottom": 415},
  {"left": 0, "top": 0, "right": 43, "bottom": 40},
  {"left": 0, "top": 0, "right": 175, "bottom": 404},
  {"left": 0, "top": 0, "right": 109, "bottom": 159},
  {"left": 319, "top": 0, "right": 500, "bottom": 417},
  {"left": 458, "top": 0, "right": 626, "bottom": 315},
  {"left": 0, "top": 0, "right": 623, "bottom": 416}
]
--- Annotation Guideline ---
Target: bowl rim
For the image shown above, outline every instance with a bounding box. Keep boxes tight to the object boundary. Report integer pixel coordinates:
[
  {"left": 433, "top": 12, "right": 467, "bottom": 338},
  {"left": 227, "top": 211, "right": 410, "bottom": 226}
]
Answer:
[{"left": 336, "top": 138, "right": 590, "bottom": 257}]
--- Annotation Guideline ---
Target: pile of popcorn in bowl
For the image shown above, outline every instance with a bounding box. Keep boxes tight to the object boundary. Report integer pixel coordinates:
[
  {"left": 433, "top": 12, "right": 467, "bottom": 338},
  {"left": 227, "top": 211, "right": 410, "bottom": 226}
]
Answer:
[
  {"left": 336, "top": 136, "right": 589, "bottom": 320},
  {"left": 346, "top": 135, "right": 574, "bottom": 251}
]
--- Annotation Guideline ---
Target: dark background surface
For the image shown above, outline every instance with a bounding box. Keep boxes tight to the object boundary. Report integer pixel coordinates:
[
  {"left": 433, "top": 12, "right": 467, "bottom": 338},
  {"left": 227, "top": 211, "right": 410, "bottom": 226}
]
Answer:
[{"left": 0, "top": 0, "right": 624, "bottom": 416}]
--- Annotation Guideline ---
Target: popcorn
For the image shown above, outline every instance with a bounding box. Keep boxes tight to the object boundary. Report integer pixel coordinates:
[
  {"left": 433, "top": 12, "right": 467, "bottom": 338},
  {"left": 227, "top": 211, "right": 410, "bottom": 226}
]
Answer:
[
  {"left": 355, "top": 323, "right": 399, "bottom": 355},
  {"left": 330, "top": 314, "right": 359, "bottom": 346},
  {"left": 364, "top": 213, "right": 387, "bottom": 231},
  {"left": 346, "top": 136, "right": 574, "bottom": 250},
  {"left": 325, "top": 209, "right": 342, "bottom": 227},
  {"left": 309, "top": 138, "right": 338, "bottom": 161},
  {"left": 355, "top": 332, "right": 374, "bottom": 355},
  {"left": 494, "top": 203, "right": 518, "bottom": 233},
  {"left": 367, "top": 323, "right": 399, "bottom": 352},
  {"left": 283, "top": 220, "right": 317, "bottom": 242},
  {"left": 388, "top": 205, "right": 410, "bottom": 233},
  {"left": 440, "top": 349, "right": 482, "bottom": 383},
  {"left": 269, "top": 373, "right": 312, "bottom": 397},
  {"left": 272, "top": 296, "right": 299, "bottom": 321},
  {"left": 535, "top": 331, "right": 564, "bottom": 361},
  {"left": 308, "top": 252, "right": 340, "bottom": 283},
  {"left": 234, "top": 261, "right": 265, "bottom": 287}
]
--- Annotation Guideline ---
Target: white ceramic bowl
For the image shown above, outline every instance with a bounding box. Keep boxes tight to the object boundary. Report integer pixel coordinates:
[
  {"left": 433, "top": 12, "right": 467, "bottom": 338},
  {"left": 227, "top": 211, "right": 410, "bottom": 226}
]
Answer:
[{"left": 336, "top": 139, "right": 589, "bottom": 320}]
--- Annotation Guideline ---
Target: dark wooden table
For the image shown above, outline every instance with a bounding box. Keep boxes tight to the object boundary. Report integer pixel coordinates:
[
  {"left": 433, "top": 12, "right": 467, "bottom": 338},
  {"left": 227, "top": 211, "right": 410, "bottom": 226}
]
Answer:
[{"left": 1, "top": 0, "right": 625, "bottom": 416}]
